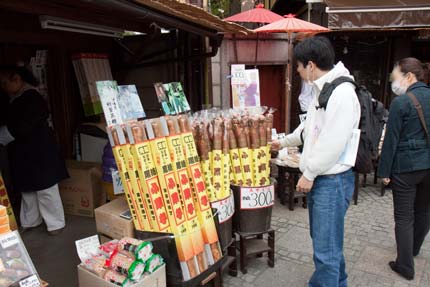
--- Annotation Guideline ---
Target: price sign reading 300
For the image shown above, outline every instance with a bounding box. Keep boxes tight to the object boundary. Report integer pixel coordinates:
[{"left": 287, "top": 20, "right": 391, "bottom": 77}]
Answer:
[{"left": 240, "top": 185, "right": 274, "bottom": 210}]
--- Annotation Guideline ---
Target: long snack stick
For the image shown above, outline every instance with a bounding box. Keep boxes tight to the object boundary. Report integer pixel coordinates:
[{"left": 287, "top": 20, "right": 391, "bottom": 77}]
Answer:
[
  {"left": 178, "top": 117, "right": 222, "bottom": 264},
  {"left": 233, "top": 120, "right": 253, "bottom": 187},
  {"left": 127, "top": 122, "right": 171, "bottom": 233},
  {"left": 222, "top": 121, "right": 231, "bottom": 199},
  {"left": 148, "top": 120, "right": 199, "bottom": 280},
  {"left": 250, "top": 118, "right": 261, "bottom": 186},
  {"left": 108, "top": 126, "right": 144, "bottom": 231},
  {"left": 196, "top": 124, "right": 217, "bottom": 203},
  {"left": 123, "top": 127, "right": 154, "bottom": 232},
  {"left": 258, "top": 116, "right": 269, "bottom": 186},
  {"left": 166, "top": 117, "right": 208, "bottom": 272},
  {"left": 211, "top": 118, "right": 224, "bottom": 199},
  {"left": 228, "top": 124, "right": 244, "bottom": 186}
]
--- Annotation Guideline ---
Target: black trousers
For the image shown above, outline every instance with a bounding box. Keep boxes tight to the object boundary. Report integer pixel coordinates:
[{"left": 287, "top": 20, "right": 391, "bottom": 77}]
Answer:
[{"left": 391, "top": 169, "right": 430, "bottom": 277}]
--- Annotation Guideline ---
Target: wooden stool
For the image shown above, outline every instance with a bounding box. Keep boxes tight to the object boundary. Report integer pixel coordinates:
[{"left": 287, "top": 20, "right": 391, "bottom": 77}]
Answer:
[
  {"left": 221, "top": 238, "right": 238, "bottom": 278},
  {"left": 200, "top": 270, "right": 222, "bottom": 287},
  {"left": 236, "top": 229, "right": 275, "bottom": 274}
]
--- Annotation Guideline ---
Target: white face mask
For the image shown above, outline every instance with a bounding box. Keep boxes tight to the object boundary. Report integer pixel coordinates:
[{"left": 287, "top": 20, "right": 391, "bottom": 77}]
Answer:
[{"left": 391, "top": 75, "right": 408, "bottom": 96}]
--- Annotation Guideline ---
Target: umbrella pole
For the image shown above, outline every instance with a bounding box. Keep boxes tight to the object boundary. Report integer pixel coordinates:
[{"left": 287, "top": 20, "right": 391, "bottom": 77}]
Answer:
[
  {"left": 285, "top": 33, "right": 293, "bottom": 133},
  {"left": 254, "top": 32, "right": 259, "bottom": 67}
]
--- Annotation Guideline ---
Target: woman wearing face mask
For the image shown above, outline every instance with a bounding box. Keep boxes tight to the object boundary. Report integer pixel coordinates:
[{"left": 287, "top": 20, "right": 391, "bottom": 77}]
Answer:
[
  {"left": 0, "top": 65, "right": 68, "bottom": 236},
  {"left": 378, "top": 57, "right": 430, "bottom": 281}
]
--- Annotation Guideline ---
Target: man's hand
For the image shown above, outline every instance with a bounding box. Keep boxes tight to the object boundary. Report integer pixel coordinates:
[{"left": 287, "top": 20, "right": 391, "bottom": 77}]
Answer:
[
  {"left": 296, "top": 175, "right": 314, "bottom": 193},
  {"left": 271, "top": 140, "right": 281, "bottom": 152},
  {"left": 382, "top": 178, "right": 391, "bottom": 186}
]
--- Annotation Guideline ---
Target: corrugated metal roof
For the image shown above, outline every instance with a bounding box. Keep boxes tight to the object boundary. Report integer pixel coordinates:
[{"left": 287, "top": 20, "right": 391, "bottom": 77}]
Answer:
[{"left": 132, "top": 0, "right": 253, "bottom": 35}]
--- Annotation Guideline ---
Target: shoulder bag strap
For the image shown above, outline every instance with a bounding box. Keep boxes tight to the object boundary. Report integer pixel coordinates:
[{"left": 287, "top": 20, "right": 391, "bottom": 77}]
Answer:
[{"left": 407, "top": 92, "right": 430, "bottom": 146}]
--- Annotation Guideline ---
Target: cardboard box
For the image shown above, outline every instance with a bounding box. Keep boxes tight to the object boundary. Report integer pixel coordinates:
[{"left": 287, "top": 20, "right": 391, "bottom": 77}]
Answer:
[
  {"left": 99, "top": 234, "right": 112, "bottom": 244},
  {"left": 59, "top": 161, "right": 105, "bottom": 217},
  {"left": 78, "top": 263, "right": 166, "bottom": 287},
  {"left": 95, "top": 198, "right": 134, "bottom": 240}
]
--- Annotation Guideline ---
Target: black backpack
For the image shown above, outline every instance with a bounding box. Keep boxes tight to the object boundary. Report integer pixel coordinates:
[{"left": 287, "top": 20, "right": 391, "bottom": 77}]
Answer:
[{"left": 318, "top": 76, "right": 386, "bottom": 174}]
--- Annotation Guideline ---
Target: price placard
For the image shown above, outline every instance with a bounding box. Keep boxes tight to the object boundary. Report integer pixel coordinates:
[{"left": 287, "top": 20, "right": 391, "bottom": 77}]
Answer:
[
  {"left": 211, "top": 192, "right": 235, "bottom": 224},
  {"left": 75, "top": 235, "right": 100, "bottom": 262},
  {"left": 19, "top": 275, "right": 40, "bottom": 287},
  {"left": 240, "top": 185, "right": 274, "bottom": 210},
  {"left": 0, "top": 232, "right": 19, "bottom": 249},
  {"left": 112, "top": 170, "right": 125, "bottom": 195}
]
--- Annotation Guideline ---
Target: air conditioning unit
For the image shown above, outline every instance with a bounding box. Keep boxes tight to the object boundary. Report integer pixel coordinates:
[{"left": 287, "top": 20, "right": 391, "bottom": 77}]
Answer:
[{"left": 40, "top": 15, "right": 124, "bottom": 38}]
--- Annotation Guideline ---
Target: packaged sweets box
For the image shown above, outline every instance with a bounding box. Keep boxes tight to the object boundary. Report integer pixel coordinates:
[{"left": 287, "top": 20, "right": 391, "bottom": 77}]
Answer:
[
  {"left": 0, "top": 231, "right": 40, "bottom": 286},
  {"left": 59, "top": 160, "right": 106, "bottom": 217},
  {"left": 95, "top": 198, "right": 134, "bottom": 240},
  {"left": 77, "top": 262, "right": 166, "bottom": 287}
]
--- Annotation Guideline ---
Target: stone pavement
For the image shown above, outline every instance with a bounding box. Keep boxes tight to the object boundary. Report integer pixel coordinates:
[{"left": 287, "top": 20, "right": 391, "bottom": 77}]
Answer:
[{"left": 223, "top": 181, "right": 430, "bottom": 287}]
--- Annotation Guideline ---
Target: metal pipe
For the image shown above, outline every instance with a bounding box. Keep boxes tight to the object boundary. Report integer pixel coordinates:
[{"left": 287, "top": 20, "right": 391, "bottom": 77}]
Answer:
[{"left": 326, "top": 6, "right": 430, "bottom": 13}]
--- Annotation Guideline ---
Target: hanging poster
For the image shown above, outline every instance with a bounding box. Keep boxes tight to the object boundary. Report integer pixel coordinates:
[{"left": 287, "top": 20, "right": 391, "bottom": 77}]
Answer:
[
  {"left": 118, "top": 85, "right": 146, "bottom": 121},
  {"left": 96, "top": 81, "right": 123, "bottom": 126},
  {"left": 231, "top": 65, "right": 261, "bottom": 109},
  {"left": 154, "top": 82, "right": 175, "bottom": 115},
  {"left": 163, "top": 82, "right": 191, "bottom": 114}
]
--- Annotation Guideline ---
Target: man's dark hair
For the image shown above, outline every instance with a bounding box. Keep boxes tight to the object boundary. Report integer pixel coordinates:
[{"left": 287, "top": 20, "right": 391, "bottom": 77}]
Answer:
[
  {"left": 294, "top": 36, "right": 335, "bottom": 71},
  {"left": 0, "top": 64, "right": 39, "bottom": 87}
]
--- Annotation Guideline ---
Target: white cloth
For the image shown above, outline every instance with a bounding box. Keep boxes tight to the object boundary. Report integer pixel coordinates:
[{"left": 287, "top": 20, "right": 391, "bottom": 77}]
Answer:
[
  {"left": 0, "top": 126, "right": 14, "bottom": 146},
  {"left": 280, "top": 62, "right": 361, "bottom": 181},
  {"left": 298, "top": 81, "right": 314, "bottom": 112},
  {"left": 21, "top": 184, "right": 65, "bottom": 231}
]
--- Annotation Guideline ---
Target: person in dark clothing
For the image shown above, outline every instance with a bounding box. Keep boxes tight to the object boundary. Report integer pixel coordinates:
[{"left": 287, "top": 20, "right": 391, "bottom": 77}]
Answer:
[
  {"left": 378, "top": 57, "right": 430, "bottom": 281},
  {"left": 0, "top": 65, "right": 68, "bottom": 236}
]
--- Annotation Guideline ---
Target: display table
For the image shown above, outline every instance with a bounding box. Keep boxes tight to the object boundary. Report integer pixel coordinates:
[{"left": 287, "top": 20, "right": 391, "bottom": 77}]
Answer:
[{"left": 272, "top": 159, "right": 307, "bottom": 211}]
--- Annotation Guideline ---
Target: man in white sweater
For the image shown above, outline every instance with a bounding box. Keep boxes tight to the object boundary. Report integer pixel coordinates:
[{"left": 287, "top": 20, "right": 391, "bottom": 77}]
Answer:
[{"left": 273, "top": 37, "right": 360, "bottom": 287}]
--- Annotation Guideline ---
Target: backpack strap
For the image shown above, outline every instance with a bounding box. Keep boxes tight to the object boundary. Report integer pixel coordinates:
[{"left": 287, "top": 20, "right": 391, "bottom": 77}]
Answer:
[
  {"left": 407, "top": 92, "right": 430, "bottom": 146},
  {"left": 318, "top": 76, "right": 357, "bottom": 110}
]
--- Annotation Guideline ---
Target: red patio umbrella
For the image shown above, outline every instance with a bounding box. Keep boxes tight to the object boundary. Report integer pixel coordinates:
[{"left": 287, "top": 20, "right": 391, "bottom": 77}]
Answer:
[
  {"left": 255, "top": 14, "right": 330, "bottom": 132},
  {"left": 225, "top": 4, "right": 283, "bottom": 65},
  {"left": 224, "top": 4, "right": 284, "bottom": 24}
]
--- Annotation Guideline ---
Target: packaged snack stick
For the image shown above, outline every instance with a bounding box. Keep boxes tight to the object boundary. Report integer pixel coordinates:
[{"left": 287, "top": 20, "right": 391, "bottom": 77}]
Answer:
[
  {"left": 144, "top": 254, "right": 164, "bottom": 274},
  {"left": 108, "top": 253, "right": 145, "bottom": 281},
  {"left": 104, "top": 270, "right": 133, "bottom": 287},
  {"left": 119, "top": 238, "right": 153, "bottom": 262}
]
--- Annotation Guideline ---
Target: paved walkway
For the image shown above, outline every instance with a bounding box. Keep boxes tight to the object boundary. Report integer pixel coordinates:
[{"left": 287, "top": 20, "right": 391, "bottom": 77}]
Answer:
[{"left": 223, "top": 182, "right": 430, "bottom": 287}]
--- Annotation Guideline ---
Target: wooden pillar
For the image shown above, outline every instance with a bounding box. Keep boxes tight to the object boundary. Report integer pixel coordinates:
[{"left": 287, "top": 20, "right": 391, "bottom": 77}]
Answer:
[{"left": 285, "top": 33, "right": 293, "bottom": 133}]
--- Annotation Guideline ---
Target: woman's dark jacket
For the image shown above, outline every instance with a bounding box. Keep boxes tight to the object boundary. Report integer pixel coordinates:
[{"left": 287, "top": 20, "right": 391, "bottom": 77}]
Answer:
[
  {"left": 6, "top": 89, "right": 68, "bottom": 192},
  {"left": 378, "top": 82, "right": 430, "bottom": 178}
]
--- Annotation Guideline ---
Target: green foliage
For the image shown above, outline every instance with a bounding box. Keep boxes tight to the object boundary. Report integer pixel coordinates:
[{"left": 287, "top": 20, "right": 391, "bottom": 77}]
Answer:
[{"left": 209, "top": 0, "right": 231, "bottom": 18}]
